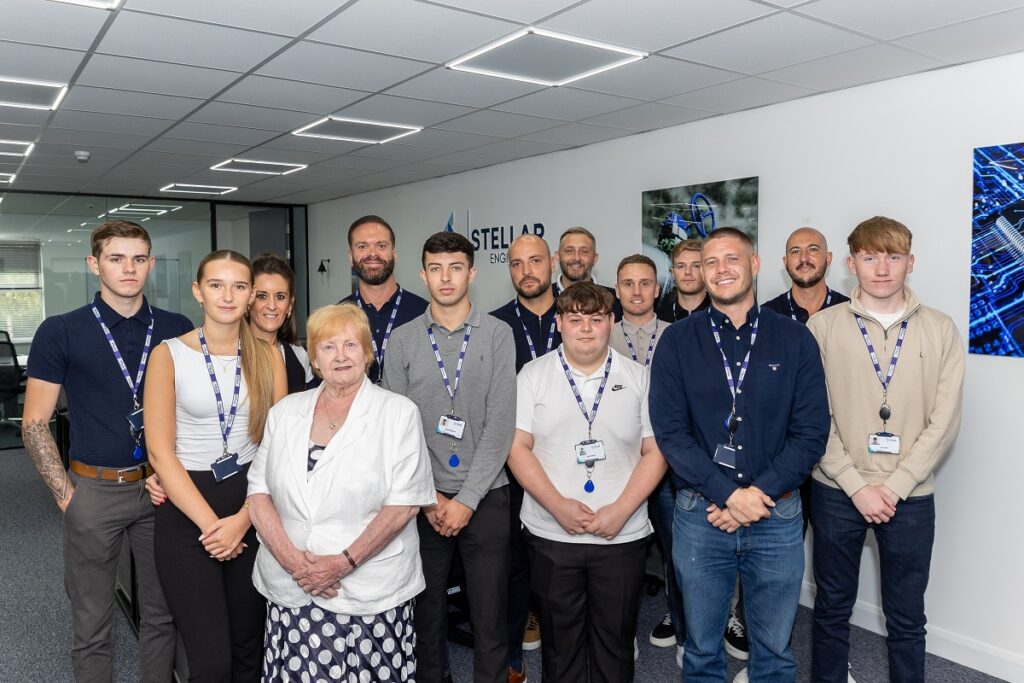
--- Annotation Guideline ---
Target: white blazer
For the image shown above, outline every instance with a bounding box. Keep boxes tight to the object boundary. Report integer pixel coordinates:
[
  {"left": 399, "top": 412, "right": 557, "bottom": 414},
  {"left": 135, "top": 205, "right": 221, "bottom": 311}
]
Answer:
[{"left": 248, "top": 376, "right": 436, "bottom": 616}]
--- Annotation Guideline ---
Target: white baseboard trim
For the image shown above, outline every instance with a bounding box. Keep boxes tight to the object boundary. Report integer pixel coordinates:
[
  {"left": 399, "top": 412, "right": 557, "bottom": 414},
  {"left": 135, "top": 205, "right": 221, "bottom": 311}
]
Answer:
[{"left": 800, "top": 581, "right": 1023, "bottom": 682}]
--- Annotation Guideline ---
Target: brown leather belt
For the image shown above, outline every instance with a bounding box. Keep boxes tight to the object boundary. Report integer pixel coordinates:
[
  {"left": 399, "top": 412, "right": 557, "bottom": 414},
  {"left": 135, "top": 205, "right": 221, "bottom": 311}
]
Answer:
[
  {"left": 69, "top": 459, "right": 153, "bottom": 483},
  {"left": 778, "top": 490, "right": 794, "bottom": 500}
]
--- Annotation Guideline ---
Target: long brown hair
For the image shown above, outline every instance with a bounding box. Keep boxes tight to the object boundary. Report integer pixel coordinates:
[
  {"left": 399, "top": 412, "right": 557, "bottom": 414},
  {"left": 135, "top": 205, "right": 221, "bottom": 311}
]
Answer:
[
  {"left": 196, "top": 250, "right": 276, "bottom": 443},
  {"left": 251, "top": 252, "right": 297, "bottom": 345}
]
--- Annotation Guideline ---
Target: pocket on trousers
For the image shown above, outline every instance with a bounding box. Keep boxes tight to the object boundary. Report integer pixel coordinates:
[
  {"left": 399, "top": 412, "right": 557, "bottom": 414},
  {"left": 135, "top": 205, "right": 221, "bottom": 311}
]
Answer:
[
  {"left": 772, "top": 492, "right": 803, "bottom": 520},
  {"left": 675, "top": 488, "right": 702, "bottom": 513}
]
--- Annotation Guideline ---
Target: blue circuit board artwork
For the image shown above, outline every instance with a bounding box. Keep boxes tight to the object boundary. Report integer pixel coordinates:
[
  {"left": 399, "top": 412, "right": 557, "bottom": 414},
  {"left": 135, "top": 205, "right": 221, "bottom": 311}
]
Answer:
[{"left": 971, "top": 143, "right": 1024, "bottom": 357}]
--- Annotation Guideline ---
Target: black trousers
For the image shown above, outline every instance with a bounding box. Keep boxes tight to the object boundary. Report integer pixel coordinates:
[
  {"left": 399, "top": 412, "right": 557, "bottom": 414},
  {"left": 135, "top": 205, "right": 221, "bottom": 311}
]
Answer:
[
  {"left": 506, "top": 472, "right": 532, "bottom": 667},
  {"left": 526, "top": 530, "right": 647, "bottom": 683},
  {"left": 154, "top": 466, "right": 264, "bottom": 682},
  {"left": 416, "top": 485, "right": 510, "bottom": 683}
]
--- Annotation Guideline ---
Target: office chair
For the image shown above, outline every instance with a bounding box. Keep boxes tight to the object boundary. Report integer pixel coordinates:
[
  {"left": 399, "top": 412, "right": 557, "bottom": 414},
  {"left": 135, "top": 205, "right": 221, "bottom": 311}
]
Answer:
[{"left": 0, "top": 330, "right": 26, "bottom": 430}]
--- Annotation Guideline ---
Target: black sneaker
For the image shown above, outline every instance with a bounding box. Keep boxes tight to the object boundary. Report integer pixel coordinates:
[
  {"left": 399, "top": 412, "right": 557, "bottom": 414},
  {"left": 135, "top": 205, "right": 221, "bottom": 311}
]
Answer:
[
  {"left": 649, "top": 612, "right": 676, "bottom": 647},
  {"left": 724, "top": 610, "right": 749, "bottom": 661}
]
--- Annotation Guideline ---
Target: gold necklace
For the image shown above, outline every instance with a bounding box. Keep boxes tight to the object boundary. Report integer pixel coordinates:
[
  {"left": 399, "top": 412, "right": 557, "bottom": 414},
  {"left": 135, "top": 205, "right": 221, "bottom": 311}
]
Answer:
[{"left": 320, "top": 393, "right": 340, "bottom": 430}]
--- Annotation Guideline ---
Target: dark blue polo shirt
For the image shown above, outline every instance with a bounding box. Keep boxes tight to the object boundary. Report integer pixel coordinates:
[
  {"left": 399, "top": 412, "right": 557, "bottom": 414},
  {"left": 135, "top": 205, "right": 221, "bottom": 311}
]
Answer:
[
  {"left": 27, "top": 294, "right": 194, "bottom": 469},
  {"left": 656, "top": 291, "right": 712, "bottom": 323},
  {"left": 649, "top": 304, "right": 830, "bottom": 508},
  {"left": 490, "top": 298, "right": 561, "bottom": 373},
  {"left": 340, "top": 284, "right": 428, "bottom": 383},
  {"left": 762, "top": 287, "right": 849, "bottom": 324}
]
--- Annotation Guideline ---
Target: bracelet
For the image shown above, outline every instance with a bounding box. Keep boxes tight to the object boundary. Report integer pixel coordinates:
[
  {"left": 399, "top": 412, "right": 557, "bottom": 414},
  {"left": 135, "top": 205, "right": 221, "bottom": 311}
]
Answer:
[{"left": 342, "top": 548, "right": 358, "bottom": 570}]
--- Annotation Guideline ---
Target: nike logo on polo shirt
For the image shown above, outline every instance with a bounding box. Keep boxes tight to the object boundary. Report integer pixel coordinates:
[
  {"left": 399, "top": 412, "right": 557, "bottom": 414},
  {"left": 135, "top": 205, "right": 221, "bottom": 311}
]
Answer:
[{"left": 611, "top": 384, "right": 624, "bottom": 391}]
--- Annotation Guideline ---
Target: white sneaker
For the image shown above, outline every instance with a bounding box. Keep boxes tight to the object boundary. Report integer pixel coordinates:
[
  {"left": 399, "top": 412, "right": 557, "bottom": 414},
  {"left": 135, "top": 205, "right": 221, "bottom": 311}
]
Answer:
[
  {"left": 675, "top": 644, "right": 684, "bottom": 670},
  {"left": 732, "top": 667, "right": 748, "bottom": 683}
]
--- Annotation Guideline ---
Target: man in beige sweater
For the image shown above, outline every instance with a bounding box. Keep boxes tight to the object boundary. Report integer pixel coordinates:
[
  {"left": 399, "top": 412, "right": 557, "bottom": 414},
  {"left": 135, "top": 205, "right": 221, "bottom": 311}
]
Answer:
[{"left": 806, "top": 216, "right": 965, "bottom": 683}]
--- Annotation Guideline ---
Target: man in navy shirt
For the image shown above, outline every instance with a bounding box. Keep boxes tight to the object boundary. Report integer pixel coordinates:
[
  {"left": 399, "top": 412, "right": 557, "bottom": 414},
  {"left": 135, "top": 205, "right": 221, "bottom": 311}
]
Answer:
[
  {"left": 339, "top": 215, "right": 428, "bottom": 383},
  {"left": 762, "top": 227, "right": 850, "bottom": 324},
  {"left": 650, "top": 228, "right": 829, "bottom": 683},
  {"left": 23, "top": 221, "right": 193, "bottom": 682}
]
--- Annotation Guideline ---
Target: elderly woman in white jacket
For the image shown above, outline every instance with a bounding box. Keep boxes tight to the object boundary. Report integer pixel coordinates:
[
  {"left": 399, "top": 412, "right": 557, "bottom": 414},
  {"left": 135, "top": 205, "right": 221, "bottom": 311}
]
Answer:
[{"left": 247, "top": 303, "right": 436, "bottom": 682}]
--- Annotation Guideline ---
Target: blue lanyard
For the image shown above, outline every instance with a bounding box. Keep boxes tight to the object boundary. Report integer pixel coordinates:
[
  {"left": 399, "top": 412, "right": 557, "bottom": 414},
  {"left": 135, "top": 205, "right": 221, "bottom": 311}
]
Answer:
[
  {"left": 786, "top": 288, "right": 833, "bottom": 321},
  {"left": 426, "top": 324, "right": 472, "bottom": 410},
  {"left": 708, "top": 311, "right": 760, "bottom": 413},
  {"left": 557, "top": 348, "right": 612, "bottom": 440},
  {"left": 90, "top": 302, "right": 154, "bottom": 410},
  {"left": 197, "top": 327, "right": 242, "bottom": 455},
  {"left": 514, "top": 301, "right": 556, "bottom": 360},
  {"left": 355, "top": 287, "right": 403, "bottom": 369},
  {"left": 621, "top": 319, "right": 658, "bottom": 367},
  {"left": 854, "top": 315, "right": 908, "bottom": 400}
]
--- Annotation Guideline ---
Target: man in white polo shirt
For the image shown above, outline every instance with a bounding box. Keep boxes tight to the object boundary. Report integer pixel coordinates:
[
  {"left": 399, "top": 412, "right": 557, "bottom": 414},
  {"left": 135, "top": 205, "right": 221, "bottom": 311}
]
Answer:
[{"left": 509, "top": 282, "right": 667, "bottom": 683}]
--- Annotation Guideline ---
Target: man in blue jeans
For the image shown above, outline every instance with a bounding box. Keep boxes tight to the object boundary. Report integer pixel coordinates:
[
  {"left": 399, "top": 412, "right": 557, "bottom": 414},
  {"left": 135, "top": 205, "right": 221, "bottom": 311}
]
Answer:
[
  {"left": 650, "top": 228, "right": 830, "bottom": 683},
  {"left": 806, "top": 217, "right": 964, "bottom": 682}
]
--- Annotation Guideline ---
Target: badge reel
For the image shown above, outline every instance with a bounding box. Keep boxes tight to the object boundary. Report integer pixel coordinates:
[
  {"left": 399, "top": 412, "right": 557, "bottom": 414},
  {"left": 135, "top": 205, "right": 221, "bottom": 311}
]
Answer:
[
  {"left": 576, "top": 439, "right": 606, "bottom": 493},
  {"left": 868, "top": 400, "right": 900, "bottom": 454},
  {"left": 713, "top": 412, "right": 740, "bottom": 469}
]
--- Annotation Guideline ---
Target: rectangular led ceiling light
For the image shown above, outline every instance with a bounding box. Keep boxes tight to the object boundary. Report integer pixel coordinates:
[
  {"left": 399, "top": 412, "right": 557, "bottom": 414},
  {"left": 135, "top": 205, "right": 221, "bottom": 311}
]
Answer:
[
  {"left": 0, "top": 76, "right": 68, "bottom": 111},
  {"left": 447, "top": 27, "right": 646, "bottom": 87},
  {"left": 107, "top": 202, "right": 183, "bottom": 216},
  {"left": 211, "top": 158, "right": 307, "bottom": 175},
  {"left": 291, "top": 116, "right": 421, "bottom": 144},
  {"left": 0, "top": 173, "right": 15, "bottom": 183},
  {"left": 160, "top": 183, "right": 236, "bottom": 195},
  {"left": 0, "top": 140, "right": 34, "bottom": 157},
  {"left": 47, "top": 0, "right": 123, "bottom": 7}
]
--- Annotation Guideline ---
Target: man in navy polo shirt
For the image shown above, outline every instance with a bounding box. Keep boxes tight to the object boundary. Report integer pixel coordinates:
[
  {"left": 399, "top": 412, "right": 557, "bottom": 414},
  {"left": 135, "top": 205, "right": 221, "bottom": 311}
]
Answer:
[
  {"left": 339, "top": 214, "right": 428, "bottom": 383},
  {"left": 23, "top": 220, "right": 193, "bottom": 682},
  {"left": 650, "top": 227, "right": 829, "bottom": 683}
]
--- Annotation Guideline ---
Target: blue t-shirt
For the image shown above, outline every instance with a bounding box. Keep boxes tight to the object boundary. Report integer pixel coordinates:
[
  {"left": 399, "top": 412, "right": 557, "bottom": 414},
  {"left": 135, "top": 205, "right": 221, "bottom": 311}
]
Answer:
[{"left": 27, "top": 293, "right": 194, "bottom": 468}]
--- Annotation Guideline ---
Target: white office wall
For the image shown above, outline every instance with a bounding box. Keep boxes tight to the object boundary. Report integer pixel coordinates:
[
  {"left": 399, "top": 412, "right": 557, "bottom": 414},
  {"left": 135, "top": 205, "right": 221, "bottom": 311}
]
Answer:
[{"left": 309, "top": 52, "right": 1024, "bottom": 680}]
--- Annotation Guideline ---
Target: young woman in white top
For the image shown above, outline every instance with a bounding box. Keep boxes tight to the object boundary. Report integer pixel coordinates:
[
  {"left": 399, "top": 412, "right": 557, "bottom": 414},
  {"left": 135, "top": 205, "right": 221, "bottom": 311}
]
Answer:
[
  {"left": 144, "top": 249, "right": 286, "bottom": 681},
  {"left": 250, "top": 252, "right": 315, "bottom": 394}
]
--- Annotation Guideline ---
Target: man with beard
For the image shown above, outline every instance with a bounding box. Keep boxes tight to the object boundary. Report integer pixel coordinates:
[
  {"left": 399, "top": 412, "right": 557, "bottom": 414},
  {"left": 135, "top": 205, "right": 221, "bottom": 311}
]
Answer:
[
  {"left": 657, "top": 239, "right": 711, "bottom": 322},
  {"left": 552, "top": 226, "right": 622, "bottom": 320},
  {"left": 763, "top": 227, "right": 849, "bottom": 323},
  {"left": 491, "top": 234, "right": 561, "bottom": 682},
  {"left": 340, "top": 215, "right": 428, "bottom": 383}
]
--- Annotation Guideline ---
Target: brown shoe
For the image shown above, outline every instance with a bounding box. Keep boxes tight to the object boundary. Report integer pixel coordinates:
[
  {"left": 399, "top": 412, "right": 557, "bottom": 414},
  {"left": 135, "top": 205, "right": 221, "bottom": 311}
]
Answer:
[
  {"left": 522, "top": 611, "right": 541, "bottom": 651},
  {"left": 508, "top": 664, "right": 527, "bottom": 683}
]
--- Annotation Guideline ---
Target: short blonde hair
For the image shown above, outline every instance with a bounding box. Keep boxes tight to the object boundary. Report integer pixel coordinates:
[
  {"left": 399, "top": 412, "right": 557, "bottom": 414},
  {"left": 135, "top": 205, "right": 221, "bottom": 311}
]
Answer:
[
  {"left": 306, "top": 304, "right": 375, "bottom": 376},
  {"left": 847, "top": 216, "right": 912, "bottom": 255}
]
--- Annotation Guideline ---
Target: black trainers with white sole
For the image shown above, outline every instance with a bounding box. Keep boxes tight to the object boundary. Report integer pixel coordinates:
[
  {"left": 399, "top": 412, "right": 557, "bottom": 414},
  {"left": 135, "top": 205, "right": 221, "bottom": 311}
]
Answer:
[{"left": 649, "top": 612, "right": 676, "bottom": 647}]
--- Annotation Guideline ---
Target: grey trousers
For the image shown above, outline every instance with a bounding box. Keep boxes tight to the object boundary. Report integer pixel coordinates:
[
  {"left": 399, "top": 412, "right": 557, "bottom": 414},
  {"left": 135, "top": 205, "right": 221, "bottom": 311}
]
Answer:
[{"left": 63, "top": 473, "right": 175, "bottom": 682}]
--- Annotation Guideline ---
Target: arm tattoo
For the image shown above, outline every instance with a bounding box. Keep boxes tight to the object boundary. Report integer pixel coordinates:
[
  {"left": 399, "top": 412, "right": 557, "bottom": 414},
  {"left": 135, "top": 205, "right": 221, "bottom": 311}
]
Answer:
[{"left": 22, "top": 419, "right": 71, "bottom": 504}]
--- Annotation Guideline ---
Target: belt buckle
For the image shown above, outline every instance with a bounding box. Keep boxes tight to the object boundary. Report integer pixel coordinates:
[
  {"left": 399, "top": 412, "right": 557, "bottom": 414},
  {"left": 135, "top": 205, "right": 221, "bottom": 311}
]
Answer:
[{"left": 117, "top": 469, "right": 128, "bottom": 483}]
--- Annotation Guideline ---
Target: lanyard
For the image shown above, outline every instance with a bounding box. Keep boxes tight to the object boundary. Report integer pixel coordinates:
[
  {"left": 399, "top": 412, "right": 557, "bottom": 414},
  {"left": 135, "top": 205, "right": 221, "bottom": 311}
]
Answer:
[
  {"left": 426, "top": 324, "right": 472, "bottom": 410},
  {"left": 621, "top": 319, "right": 658, "bottom": 367},
  {"left": 356, "top": 287, "right": 403, "bottom": 369},
  {"left": 90, "top": 302, "right": 154, "bottom": 410},
  {"left": 197, "top": 327, "right": 242, "bottom": 455},
  {"left": 708, "top": 311, "right": 760, "bottom": 413},
  {"left": 558, "top": 348, "right": 613, "bottom": 440},
  {"left": 514, "top": 301, "right": 556, "bottom": 360},
  {"left": 786, "top": 288, "right": 833, "bottom": 321},
  {"left": 854, "top": 315, "right": 908, "bottom": 401}
]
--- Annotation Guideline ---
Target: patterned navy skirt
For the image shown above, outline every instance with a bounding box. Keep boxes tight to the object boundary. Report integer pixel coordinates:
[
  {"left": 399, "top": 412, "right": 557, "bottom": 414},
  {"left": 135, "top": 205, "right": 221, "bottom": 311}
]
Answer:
[{"left": 262, "top": 599, "right": 416, "bottom": 682}]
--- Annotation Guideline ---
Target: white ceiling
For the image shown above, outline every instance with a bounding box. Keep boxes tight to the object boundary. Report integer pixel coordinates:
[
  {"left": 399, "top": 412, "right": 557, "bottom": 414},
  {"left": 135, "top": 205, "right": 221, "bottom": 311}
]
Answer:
[{"left": 1, "top": 0, "right": 1023, "bottom": 206}]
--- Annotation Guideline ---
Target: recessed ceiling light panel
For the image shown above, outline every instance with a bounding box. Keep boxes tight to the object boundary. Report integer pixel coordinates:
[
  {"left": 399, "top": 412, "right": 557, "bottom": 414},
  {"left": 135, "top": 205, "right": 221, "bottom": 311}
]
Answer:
[
  {"left": 0, "top": 76, "right": 68, "bottom": 111},
  {"left": 447, "top": 27, "right": 647, "bottom": 87},
  {"left": 291, "top": 116, "right": 421, "bottom": 144},
  {"left": 160, "top": 183, "right": 236, "bottom": 195},
  {"left": 0, "top": 173, "right": 15, "bottom": 183},
  {"left": 46, "top": 0, "right": 123, "bottom": 8},
  {"left": 0, "top": 140, "right": 34, "bottom": 157},
  {"left": 107, "top": 202, "right": 183, "bottom": 216},
  {"left": 211, "top": 158, "right": 307, "bottom": 175}
]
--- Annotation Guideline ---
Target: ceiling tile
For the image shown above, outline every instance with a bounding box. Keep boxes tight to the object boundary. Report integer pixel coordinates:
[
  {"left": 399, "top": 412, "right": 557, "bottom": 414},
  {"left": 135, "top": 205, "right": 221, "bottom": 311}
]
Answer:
[
  {"left": 542, "top": 0, "right": 775, "bottom": 52},
  {"left": 426, "top": 150, "right": 514, "bottom": 168},
  {"left": 77, "top": 54, "right": 241, "bottom": 98},
  {"left": 318, "top": 155, "right": 409, "bottom": 171},
  {"left": 796, "top": 0, "right": 1024, "bottom": 41},
  {"left": 471, "top": 138, "right": 570, "bottom": 157},
  {"left": 218, "top": 75, "right": 368, "bottom": 113},
  {"left": 0, "top": 123, "right": 42, "bottom": 140},
  {"left": 290, "top": 164, "right": 368, "bottom": 180},
  {"left": 31, "top": 143, "right": 133, "bottom": 162},
  {"left": 664, "top": 13, "right": 875, "bottom": 74},
  {"left": 581, "top": 102, "right": 710, "bottom": 130},
  {"left": 124, "top": 0, "right": 343, "bottom": 37},
  {"left": 0, "top": 0, "right": 110, "bottom": 51},
  {"left": 521, "top": 122, "right": 633, "bottom": 145},
  {"left": 268, "top": 186, "right": 353, "bottom": 203},
  {"left": 62, "top": 86, "right": 203, "bottom": 119},
  {"left": 387, "top": 68, "right": 546, "bottom": 107},
  {"left": 570, "top": 55, "right": 739, "bottom": 100},
  {"left": 347, "top": 144, "right": 444, "bottom": 162},
  {"left": 48, "top": 110, "right": 175, "bottom": 137},
  {"left": 127, "top": 150, "right": 223, "bottom": 166},
  {"left": 238, "top": 147, "right": 339, "bottom": 165},
  {"left": 661, "top": 76, "right": 815, "bottom": 113},
  {"left": 338, "top": 94, "right": 474, "bottom": 127},
  {"left": 386, "top": 128, "right": 502, "bottom": 151},
  {"left": 310, "top": 0, "right": 517, "bottom": 63},
  {"left": 164, "top": 121, "right": 280, "bottom": 145},
  {"left": 189, "top": 101, "right": 315, "bottom": 132},
  {"left": 763, "top": 44, "right": 945, "bottom": 91},
  {"left": 495, "top": 87, "right": 641, "bottom": 120},
  {"left": 260, "top": 135, "right": 368, "bottom": 155},
  {"left": 144, "top": 138, "right": 252, "bottom": 158},
  {"left": 0, "top": 107, "right": 50, "bottom": 127},
  {"left": 98, "top": 12, "right": 290, "bottom": 72},
  {"left": 40, "top": 128, "right": 153, "bottom": 150},
  {"left": 894, "top": 8, "right": 1024, "bottom": 64},
  {"left": 437, "top": 110, "right": 564, "bottom": 137},
  {"left": 257, "top": 42, "right": 430, "bottom": 91},
  {"left": 0, "top": 41, "right": 86, "bottom": 82},
  {"left": 423, "top": 0, "right": 586, "bottom": 23}
]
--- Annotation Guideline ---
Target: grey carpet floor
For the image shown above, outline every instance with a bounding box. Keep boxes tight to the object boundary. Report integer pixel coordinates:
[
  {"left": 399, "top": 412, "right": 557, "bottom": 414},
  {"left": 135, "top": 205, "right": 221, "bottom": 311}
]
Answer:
[{"left": 0, "top": 447, "right": 1005, "bottom": 682}]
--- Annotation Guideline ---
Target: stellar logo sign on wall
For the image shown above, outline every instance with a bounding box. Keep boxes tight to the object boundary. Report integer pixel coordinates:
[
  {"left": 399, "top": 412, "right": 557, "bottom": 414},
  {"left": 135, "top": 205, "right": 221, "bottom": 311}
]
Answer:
[{"left": 444, "top": 211, "right": 546, "bottom": 263}]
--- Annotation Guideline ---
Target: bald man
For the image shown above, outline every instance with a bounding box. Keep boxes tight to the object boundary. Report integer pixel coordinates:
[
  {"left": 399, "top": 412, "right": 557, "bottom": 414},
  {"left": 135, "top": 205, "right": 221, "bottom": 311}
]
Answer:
[{"left": 763, "top": 227, "right": 850, "bottom": 323}]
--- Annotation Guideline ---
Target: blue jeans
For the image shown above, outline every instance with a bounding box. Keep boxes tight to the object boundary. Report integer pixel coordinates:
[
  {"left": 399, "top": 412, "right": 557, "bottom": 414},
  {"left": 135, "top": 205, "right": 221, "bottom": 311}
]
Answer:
[
  {"left": 649, "top": 474, "right": 685, "bottom": 642},
  {"left": 810, "top": 482, "right": 935, "bottom": 683},
  {"left": 673, "top": 488, "right": 804, "bottom": 683}
]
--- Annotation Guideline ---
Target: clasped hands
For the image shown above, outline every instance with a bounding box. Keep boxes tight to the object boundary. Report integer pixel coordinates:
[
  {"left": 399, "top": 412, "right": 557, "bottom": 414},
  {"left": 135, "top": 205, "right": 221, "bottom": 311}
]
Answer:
[
  {"left": 284, "top": 549, "right": 351, "bottom": 599},
  {"left": 424, "top": 493, "right": 474, "bottom": 538},
  {"left": 706, "top": 486, "right": 776, "bottom": 533},
  {"left": 553, "top": 497, "right": 631, "bottom": 541},
  {"left": 145, "top": 473, "right": 248, "bottom": 561}
]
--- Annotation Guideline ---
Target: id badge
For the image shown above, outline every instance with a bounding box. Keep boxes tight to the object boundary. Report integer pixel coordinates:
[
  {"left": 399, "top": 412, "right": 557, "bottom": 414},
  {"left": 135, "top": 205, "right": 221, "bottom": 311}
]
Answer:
[
  {"left": 868, "top": 432, "right": 901, "bottom": 454},
  {"left": 126, "top": 407, "right": 144, "bottom": 435},
  {"left": 713, "top": 443, "right": 737, "bottom": 469},
  {"left": 211, "top": 452, "right": 241, "bottom": 482},
  {"left": 436, "top": 414, "right": 466, "bottom": 439},
  {"left": 575, "top": 439, "right": 606, "bottom": 465}
]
